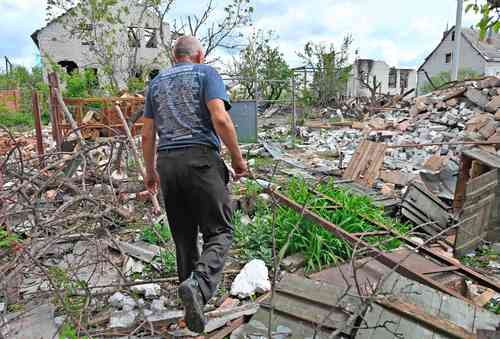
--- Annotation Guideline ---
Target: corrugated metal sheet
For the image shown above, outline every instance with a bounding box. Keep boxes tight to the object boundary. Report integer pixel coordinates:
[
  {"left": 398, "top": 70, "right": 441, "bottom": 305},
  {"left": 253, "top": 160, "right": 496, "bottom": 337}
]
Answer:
[{"left": 229, "top": 101, "right": 257, "bottom": 143}]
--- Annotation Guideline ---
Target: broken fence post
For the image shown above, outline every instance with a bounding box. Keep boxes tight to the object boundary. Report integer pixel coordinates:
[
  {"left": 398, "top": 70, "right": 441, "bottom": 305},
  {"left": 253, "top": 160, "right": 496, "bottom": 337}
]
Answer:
[
  {"left": 31, "top": 90, "right": 45, "bottom": 167},
  {"left": 114, "top": 105, "right": 161, "bottom": 214}
]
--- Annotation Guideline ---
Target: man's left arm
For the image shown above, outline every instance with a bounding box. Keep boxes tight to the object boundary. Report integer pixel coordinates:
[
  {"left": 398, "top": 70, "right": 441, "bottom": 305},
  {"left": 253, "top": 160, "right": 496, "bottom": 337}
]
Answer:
[{"left": 142, "top": 89, "right": 159, "bottom": 194}]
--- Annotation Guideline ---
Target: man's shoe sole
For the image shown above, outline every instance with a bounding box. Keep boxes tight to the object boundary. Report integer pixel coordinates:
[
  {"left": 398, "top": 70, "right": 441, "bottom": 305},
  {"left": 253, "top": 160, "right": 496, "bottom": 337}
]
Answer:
[{"left": 179, "top": 282, "right": 206, "bottom": 333}]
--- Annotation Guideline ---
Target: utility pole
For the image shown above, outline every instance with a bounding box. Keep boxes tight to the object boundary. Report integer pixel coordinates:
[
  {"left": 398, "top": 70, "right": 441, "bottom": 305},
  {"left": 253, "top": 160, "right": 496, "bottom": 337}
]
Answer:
[{"left": 452, "top": 0, "right": 464, "bottom": 81}]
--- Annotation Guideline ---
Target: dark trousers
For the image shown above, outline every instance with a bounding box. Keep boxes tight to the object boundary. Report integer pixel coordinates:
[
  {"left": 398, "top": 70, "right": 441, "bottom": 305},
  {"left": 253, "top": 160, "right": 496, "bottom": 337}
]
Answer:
[{"left": 157, "top": 145, "right": 233, "bottom": 303}]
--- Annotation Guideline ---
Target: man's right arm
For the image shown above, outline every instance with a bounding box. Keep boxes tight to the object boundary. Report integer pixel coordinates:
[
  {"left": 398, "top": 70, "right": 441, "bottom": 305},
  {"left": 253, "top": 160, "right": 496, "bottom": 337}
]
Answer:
[{"left": 207, "top": 98, "right": 247, "bottom": 179}]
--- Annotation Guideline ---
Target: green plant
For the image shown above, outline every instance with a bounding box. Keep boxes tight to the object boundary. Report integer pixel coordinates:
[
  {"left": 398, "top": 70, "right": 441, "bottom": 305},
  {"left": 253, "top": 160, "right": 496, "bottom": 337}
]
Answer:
[
  {"left": 48, "top": 267, "right": 88, "bottom": 317},
  {"left": 486, "top": 298, "right": 500, "bottom": 314},
  {"left": 141, "top": 223, "right": 172, "bottom": 245},
  {"left": 233, "top": 209, "right": 273, "bottom": 265},
  {"left": 127, "top": 76, "right": 145, "bottom": 93},
  {"left": 158, "top": 249, "right": 176, "bottom": 274},
  {"left": 59, "top": 323, "right": 88, "bottom": 339},
  {"left": 0, "top": 228, "right": 19, "bottom": 250}
]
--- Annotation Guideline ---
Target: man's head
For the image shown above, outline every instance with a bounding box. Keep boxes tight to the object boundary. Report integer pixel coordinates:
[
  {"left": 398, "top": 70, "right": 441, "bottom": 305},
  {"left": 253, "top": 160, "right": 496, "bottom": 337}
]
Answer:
[{"left": 173, "top": 36, "right": 204, "bottom": 64}]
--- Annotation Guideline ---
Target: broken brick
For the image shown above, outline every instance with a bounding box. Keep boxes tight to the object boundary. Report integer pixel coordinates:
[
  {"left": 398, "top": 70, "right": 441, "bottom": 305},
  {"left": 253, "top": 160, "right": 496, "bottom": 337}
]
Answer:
[{"left": 423, "top": 154, "right": 448, "bottom": 172}]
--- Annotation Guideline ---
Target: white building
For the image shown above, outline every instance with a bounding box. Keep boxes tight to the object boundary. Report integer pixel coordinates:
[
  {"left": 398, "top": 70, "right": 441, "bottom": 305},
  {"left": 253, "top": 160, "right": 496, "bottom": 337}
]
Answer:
[
  {"left": 346, "top": 59, "right": 417, "bottom": 98},
  {"left": 31, "top": 1, "right": 170, "bottom": 89},
  {"left": 417, "top": 27, "right": 500, "bottom": 93}
]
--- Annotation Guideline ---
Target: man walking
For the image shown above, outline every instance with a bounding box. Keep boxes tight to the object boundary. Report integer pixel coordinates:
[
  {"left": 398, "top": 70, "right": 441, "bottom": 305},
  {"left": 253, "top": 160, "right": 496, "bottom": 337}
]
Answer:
[{"left": 141, "top": 36, "right": 247, "bottom": 333}]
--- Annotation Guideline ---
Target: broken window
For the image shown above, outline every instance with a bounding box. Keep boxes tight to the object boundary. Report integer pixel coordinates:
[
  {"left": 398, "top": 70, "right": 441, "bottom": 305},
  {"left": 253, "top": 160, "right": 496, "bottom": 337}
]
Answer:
[
  {"left": 128, "top": 27, "right": 141, "bottom": 48},
  {"left": 79, "top": 22, "right": 94, "bottom": 46},
  {"left": 445, "top": 53, "right": 452, "bottom": 64},
  {"left": 400, "top": 70, "right": 409, "bottom": 89},
  {"left": 451, "top": 31, "right": 455, "bottom": 41},
  {"left": 145, "top": 28, "right": 158, "bottom": 48},
  {"left": 388, "top": 68, "right": 397, "bottom": 88}
]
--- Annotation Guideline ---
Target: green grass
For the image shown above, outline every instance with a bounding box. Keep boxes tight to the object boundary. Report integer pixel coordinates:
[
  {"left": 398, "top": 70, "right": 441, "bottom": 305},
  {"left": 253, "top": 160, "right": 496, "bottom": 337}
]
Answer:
[
  {"left": 0, "top": 111, "right": 34, "bottom": 127},
  {"left": 0, "top": 228, "right": 19, "bottom": 250},
  {"left": 141, "top": 223, "right": 172, "bottom": 245},
  {"left": 233, "top": 177, "right": 410, "bottom": 272}
]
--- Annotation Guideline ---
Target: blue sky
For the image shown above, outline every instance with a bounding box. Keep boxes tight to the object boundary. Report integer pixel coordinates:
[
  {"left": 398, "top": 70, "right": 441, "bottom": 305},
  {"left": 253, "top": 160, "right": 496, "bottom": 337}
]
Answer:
[{"left": 0, "top": 0, "right": 481, "bottom": 71}]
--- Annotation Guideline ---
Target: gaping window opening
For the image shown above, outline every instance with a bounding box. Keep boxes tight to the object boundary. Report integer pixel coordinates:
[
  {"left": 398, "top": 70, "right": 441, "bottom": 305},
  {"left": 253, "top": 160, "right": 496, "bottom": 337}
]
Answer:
[
  {"left": 388, "top": 68, "right": 397, "bottom": 88},
  {"left": 79, "top": 22, "right": 94, "bottom": 46},
  {"left": 445, "top": 53, "right": 452, "bottom": 64},
  {"left": 400, "top": 70, "right": 409, "bottom": 89}
]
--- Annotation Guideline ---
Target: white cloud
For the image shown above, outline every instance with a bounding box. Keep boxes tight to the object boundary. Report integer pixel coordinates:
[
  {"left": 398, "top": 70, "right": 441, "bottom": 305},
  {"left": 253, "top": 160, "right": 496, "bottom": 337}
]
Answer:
[{"left": 0, "top": 0, "right": 485, "bottom": 70}]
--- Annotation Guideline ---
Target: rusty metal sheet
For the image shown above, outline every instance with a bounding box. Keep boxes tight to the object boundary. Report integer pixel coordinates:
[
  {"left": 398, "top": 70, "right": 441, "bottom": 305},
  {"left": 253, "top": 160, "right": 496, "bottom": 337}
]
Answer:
[
  {"left": 343, "top": 140, "right": 387, "bottom": 187},
  {"left": 455, "top": 169, "right": 498, "bottom": 256}
]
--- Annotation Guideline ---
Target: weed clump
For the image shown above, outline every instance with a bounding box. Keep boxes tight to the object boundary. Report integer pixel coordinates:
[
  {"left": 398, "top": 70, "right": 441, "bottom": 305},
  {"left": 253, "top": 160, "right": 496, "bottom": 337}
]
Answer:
[{"left": 233, "top": 178, "right": 410, "bottom": 272}]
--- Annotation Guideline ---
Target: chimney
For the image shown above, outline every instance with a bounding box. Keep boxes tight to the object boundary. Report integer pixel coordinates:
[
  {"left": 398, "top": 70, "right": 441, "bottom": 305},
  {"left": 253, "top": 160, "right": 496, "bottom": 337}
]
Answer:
[{"left": 486, "top": 27, "right": 494, "bottom": 44}]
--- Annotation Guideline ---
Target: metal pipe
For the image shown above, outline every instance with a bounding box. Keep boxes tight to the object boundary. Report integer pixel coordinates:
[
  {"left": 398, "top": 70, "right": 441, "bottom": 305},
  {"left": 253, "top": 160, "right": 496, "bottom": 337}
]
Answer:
[
  {"left": 31, "top": 90, "right": 45, "bottom": 167},
  {"left": 452, "top": 0, "right": 464, "bottom": 81}
]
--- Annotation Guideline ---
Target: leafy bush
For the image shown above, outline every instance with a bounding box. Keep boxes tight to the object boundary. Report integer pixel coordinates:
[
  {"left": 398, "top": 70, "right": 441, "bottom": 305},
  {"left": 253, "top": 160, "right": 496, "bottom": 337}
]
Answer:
[
  {"left": 0, "top": 104, "right": 34, "bottom": 127},
  {"left": 421, "top": 68, "right": 481, "bottom": 94}
]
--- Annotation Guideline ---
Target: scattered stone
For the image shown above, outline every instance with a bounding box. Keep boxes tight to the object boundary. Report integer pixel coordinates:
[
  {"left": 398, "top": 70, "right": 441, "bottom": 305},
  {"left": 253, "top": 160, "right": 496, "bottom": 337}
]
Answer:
[
  {"left": 109, "top": 292, "right": 137, "bottom": 311},
  {"left": 109, "top": 310, "right": 138, "bottom": 328},
  {"left": 151, "top": 297, "right": 167, "bottom": 313},
  {"left": 131, "top": 283, "right": 161, "bottom": 298},
  {"left": 486, "top": 95, "right": 500, "bottom": 113},
  {"left": 496, "top": 109, "right": 500, "bottom": 121},
  {"left": 465, "top": 87, "right": 489, "bottom": 109},
  {"left": 281, "top": 253, "right": 306, "bottom": 273},
  {"left": 230, "top": 259, "right": 271, "bottom": 298},
  {"left": 0, "top": 302, "right": 4, "bottom": 313},
  {"left": 54, "top": 315, "right": 66, "bottom": 327}
]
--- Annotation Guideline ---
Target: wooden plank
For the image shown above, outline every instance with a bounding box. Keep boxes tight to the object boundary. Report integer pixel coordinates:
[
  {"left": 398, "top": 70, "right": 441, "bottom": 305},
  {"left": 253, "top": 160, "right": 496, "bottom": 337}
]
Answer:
[
  {"left": 455, "top": 169, "right": 497, "bottom": 256},
  {"left": 343, "top": 141, "right": 387, "bottom": 188},
  {"left": 375, "top": 297, "right": 476, "bottom": 339}
]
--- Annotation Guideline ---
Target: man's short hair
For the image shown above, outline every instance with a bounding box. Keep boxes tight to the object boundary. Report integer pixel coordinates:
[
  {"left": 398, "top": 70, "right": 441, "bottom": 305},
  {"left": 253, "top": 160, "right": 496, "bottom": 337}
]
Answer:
[{"left": 173, "top": 36, "right": 203, "bottom": 58}]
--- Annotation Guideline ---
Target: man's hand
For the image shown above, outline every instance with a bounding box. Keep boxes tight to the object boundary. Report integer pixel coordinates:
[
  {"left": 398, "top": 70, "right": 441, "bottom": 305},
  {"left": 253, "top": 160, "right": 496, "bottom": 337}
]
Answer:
[
  {"left": 145, "top": 169, "right": 160, "bottom": 194},
  {"left": 231, "top": 156, "right": 248, "bottom": 180}
]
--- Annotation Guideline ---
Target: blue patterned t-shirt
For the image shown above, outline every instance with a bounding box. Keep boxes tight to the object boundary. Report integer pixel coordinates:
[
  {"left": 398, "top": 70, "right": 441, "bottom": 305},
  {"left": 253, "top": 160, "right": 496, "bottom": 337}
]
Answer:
[{"left": 144, "top": 62, "right": 231, "bottom": 152}]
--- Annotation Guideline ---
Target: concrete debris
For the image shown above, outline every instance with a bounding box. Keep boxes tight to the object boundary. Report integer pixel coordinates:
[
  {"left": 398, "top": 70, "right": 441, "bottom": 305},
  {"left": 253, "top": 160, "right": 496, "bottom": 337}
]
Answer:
[
  {"left": 109, "top": 292, "right": 137, "bottom": 311},
  {"left": 109, "top": 309, "right": 139, "bottom": 329},
  {"left": 231, "top": 259, "right": 271, "bottom": 298},
  {"left": 150, "top": 296, "right": 168, "bottom": 313},
  {"left": 130, "top": 283, "right": 161, "bottom": 298}
]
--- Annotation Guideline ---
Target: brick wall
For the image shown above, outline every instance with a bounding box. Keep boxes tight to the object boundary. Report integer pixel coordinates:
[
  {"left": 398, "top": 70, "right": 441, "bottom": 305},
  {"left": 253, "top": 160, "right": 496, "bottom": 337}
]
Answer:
[{"left": 0, "top": 89, "right": 21, "bottom": 112}]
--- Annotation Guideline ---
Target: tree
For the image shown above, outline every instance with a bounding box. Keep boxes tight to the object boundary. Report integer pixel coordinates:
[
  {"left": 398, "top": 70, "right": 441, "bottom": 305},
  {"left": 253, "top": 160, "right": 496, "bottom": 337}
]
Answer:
[
  {"left": 466, "top": 0, "right": 500, "bottom": 39},
  {"left": 227, "top": 30, "right": 291, "bottom": 105},
  {"left": 298, "top": 35, "right": 353, "bottom": 106},
  {"left": 420, "top": 68, "right": 481, "bottom": 94}
]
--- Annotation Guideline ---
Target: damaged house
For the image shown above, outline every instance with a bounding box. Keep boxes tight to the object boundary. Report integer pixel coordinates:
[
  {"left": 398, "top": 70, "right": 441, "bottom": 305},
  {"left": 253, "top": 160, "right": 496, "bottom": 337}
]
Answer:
[
  {"left": 417, "top": 26, "right": 500, "bottom": 93},
  {"left": 31, "top": 1, "right": 170, "bottom": 89},
  {"left": 346, "top": 58, "right": 417, "bottom": 98}
]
